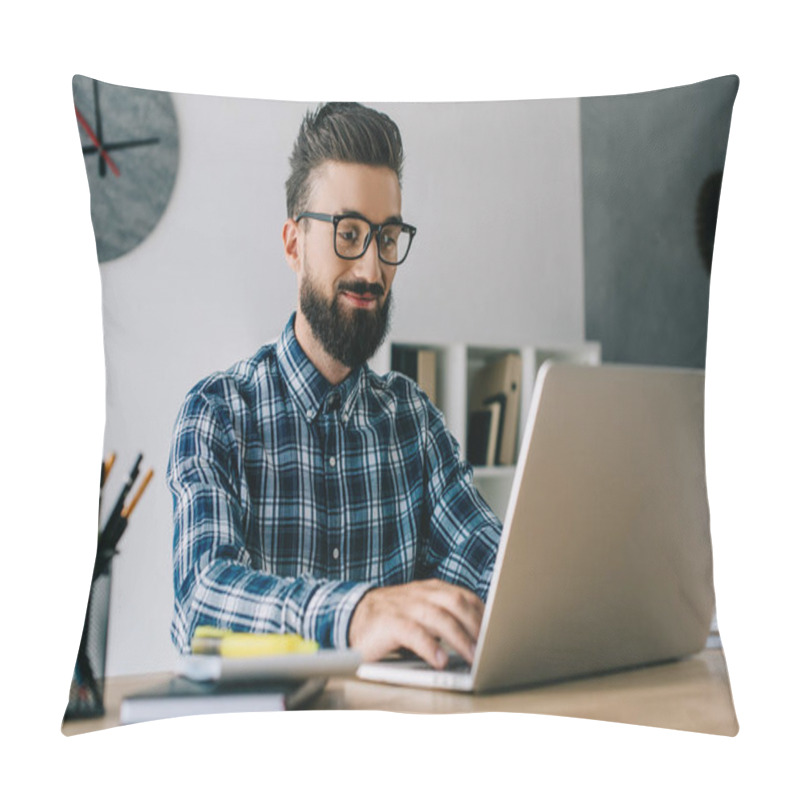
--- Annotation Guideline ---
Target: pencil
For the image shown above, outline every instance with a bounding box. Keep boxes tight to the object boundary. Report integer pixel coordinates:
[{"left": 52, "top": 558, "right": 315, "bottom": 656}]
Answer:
[
  {"left": 122, "top": 469, "right": 153, "bottom": 520},
  {"left": 99, "top": 452, "right": 117, "bottom": 528},
  {"left": 100, "top": 452, "right": 116, "bottom": 490},
  {"left": 105, "top": 468, "right": 155, "bottom": 554},
  {"left": 94, "top": 465, "right": 154, "bottom": 578}
]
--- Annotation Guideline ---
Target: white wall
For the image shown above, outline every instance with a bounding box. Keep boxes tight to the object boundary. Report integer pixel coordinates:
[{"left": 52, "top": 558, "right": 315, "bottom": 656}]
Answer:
[{"left": 96, "top": 92, "right": 583, "bottom": 675}]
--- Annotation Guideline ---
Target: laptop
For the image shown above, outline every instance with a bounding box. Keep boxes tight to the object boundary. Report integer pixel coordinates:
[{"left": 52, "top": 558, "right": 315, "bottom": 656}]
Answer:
[{"left": 356, "top": 361, "right": 715, "bottom": 692}]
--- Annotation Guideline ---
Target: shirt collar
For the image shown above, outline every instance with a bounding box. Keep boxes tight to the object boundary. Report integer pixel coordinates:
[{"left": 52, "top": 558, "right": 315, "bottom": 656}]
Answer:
[{"left": 276, "top": 313, "right": 364, "bottom": 422}]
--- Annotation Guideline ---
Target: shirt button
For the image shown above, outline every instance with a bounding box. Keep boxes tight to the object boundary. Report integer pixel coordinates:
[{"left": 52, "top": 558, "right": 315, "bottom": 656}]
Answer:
[
  {"left": 332, "top": 547, "right": 340, "bottom": 560},
  {"left": 306, "top": 410, "right": 314, "bottom": 420},
  {"left": 329, "top": 456, "right": 336, "bottom": 467}
]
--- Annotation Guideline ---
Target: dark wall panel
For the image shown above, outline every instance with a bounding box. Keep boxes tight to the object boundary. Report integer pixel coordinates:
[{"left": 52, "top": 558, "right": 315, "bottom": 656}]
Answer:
[{"left": 581, "top": 76, "right": 738, "bottom": 368}]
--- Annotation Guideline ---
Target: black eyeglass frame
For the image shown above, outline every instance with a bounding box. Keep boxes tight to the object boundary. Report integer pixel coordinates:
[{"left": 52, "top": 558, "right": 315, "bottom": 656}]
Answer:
[{"left": 294, "top": 211, "right": 417, "bottom": 266}]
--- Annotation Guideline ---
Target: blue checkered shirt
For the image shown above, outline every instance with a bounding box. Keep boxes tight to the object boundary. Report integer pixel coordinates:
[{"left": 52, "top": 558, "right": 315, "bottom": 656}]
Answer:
[{"left": 167, "top": 314, "right": 502, "bottom": 652}]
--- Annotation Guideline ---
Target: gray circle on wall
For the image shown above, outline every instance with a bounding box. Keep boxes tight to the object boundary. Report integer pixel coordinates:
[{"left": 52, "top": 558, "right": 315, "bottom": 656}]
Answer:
[{"left": 73, "top": 75, "right": 179, "bottom": 263}]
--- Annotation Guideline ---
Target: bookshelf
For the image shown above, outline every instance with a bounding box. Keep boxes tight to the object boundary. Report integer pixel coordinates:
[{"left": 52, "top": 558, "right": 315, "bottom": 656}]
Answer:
[{"left": 370, "top": 338, "right": 601, "bottom": 520}]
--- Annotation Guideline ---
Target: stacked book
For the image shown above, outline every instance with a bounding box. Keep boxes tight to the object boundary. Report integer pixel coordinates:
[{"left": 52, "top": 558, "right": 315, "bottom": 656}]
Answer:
[
  {"left": 120, "top": 675, "right": 326, "bottom": 724},
  {"left": 120, "top": 628, "right": 359, "bottom": 724},
  {"left": 467, "top": 353, "right": 522, "bottom": 468}
]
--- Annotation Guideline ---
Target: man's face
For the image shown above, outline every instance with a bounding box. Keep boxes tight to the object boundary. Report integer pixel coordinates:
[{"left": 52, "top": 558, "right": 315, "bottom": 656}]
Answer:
[{"left": 287, "top": 161, "right": 401, "bottom": 368}]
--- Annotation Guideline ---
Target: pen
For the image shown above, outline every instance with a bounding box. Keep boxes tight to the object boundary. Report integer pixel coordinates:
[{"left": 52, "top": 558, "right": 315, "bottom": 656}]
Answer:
[
  {"left": 94, "top": 459, "right": 151, "bottom": 579},
  {"left": 104, "top": 468, "right": 154, "bottom": 554},
  {"left": 99, "top": 453, "right": 142, "bottom": 550}
]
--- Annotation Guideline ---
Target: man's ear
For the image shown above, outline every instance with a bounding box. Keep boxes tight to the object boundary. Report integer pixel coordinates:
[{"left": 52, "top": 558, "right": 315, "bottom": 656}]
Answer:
[{"left": 282, "top": 218, "right": 301, "bottom": 274}]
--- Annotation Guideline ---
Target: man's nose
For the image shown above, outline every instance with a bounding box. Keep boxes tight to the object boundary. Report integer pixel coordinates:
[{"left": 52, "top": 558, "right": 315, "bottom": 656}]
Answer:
[{"left": 350, "top": 234, "right": 383, "bottom": 284}]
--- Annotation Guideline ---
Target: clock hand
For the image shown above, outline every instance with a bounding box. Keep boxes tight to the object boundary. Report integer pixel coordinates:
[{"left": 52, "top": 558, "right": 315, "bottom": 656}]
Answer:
[
  {"left": 74, "top": 105, "right": 121, "bottom": 177},
  {"left": 103, "top": 137, "right": 160, "bottom": 152},
  {"left": 92, "top": 79, "right": 105, "bottom": 178},
  {"left": 82, "top": 138, "right": 160, "bottom": 155}
]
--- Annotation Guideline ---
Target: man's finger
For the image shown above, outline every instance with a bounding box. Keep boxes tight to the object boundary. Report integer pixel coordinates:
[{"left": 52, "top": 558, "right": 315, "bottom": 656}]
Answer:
[
  {"left": 398, "top": 619, "right": 449, "bottom": 669},
  {"left": 423, "top": 581, "right": 485, "bottom": 641},
  {"left": 413, "top": 602, "right": 478, "bottom": 665}
]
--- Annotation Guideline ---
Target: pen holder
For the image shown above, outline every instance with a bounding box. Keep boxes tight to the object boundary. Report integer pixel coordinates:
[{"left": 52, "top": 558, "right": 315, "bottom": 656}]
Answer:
[{"left": 64, "top": 564, "right": 112, "bottom": 721}]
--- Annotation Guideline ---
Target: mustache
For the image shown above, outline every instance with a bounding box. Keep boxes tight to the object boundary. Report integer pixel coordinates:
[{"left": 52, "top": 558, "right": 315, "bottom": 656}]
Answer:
[{"left": 337, "top": 280, "right": 385, "bottom": 299}]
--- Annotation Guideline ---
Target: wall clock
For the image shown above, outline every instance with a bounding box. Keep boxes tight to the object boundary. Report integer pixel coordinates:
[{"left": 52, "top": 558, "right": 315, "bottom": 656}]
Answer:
[{"left": 73, "top": 75, "right": 179, "bottom": 263}]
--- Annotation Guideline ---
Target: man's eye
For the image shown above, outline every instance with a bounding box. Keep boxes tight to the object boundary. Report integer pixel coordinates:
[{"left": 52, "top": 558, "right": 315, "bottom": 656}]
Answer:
[
  {"left": 337, "top": 221, "right": 364, "bottom": 242},
  {"left": 381, "top": 226, "right": 402, "bottom": 247}
]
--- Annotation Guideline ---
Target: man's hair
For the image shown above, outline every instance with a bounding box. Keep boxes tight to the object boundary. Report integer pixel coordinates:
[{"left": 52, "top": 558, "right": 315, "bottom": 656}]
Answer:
[{"left": 286, "top": 102, "right": 405, "bottom": 219}]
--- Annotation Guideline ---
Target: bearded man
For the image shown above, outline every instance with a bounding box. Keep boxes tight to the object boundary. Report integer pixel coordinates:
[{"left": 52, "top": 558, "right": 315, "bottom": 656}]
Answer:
[{"left": 167, "top": 103, "right": 502, "bottom": 669}]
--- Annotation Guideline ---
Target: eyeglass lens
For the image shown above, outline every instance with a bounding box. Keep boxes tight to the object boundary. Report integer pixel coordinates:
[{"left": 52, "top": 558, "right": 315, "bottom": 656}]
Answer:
[{"left": 335, "top": 217, "right": 411, "bottom": 264}]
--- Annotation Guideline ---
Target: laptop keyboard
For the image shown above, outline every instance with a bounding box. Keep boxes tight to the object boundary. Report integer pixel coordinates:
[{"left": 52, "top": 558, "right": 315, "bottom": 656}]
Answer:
[
  {"left": 384, "top": 650, "right": 472, "bottom": 674},
  {"left": 443, "top": 654, "right": 471, "bottom": 674}
]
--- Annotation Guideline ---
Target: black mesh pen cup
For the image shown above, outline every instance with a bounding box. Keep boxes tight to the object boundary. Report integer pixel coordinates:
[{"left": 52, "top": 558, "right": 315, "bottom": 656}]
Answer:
[
  {"left": 63, "top": 453, "right": 150, "bottom": 724},
  {"left": 63, "top": 565, "right": 112, "bottom": 721}
]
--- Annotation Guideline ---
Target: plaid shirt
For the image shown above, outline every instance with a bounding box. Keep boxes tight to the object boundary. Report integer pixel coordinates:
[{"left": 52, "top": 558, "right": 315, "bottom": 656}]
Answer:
[{"left": 167, "top": 314, "right": 501, "bottom": 652}]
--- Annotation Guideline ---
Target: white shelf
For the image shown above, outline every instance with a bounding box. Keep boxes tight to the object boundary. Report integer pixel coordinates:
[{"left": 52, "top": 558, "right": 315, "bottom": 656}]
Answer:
[
  {"left": 471, "top": 465, "right": 517, "bottom": 480},
  {"left": 372, "top": 338, "right": 601, "bottom": 519}
]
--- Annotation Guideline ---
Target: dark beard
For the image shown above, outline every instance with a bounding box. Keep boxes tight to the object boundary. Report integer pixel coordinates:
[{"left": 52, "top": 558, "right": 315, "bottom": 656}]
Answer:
[{"left": 300, "top": 277, "right": 393, "bottom": 369}]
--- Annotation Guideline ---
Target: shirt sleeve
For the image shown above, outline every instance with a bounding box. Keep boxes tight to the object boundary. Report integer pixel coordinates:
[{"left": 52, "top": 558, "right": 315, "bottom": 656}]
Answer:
[
  {"left": 420, "top": 397, "right": 503, "bottom": 601},
  {"left": 167, "top": 388, "right": 373, "bottom": 653}
]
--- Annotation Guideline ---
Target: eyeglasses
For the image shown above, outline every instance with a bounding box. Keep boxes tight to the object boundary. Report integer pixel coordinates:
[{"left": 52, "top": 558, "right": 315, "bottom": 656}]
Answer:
[{"left": 295, "top": 212, "right": 417, "bottom": 266}]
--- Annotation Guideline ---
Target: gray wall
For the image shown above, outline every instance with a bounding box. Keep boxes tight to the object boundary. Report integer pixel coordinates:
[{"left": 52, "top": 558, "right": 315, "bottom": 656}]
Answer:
[
  {"left": 581, "top": 76, "right": 738, "bottom": 368},
  {"left": 97, "top": 94, "right": 584, "bottom": 675}
]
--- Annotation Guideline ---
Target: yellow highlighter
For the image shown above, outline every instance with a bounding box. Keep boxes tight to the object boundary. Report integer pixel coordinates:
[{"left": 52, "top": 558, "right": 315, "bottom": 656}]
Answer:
[{"left": 191, "top": 626, "right": 319, "bottom": 658}]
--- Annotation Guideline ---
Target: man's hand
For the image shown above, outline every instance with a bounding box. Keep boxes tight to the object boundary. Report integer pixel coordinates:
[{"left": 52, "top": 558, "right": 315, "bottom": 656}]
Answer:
[{"left": 348, "top": 579, "right": 485, "bottom": 669}]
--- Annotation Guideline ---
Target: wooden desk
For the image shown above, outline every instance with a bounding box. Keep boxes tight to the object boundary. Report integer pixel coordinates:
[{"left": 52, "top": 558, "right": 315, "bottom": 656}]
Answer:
[{"left": 62, "top": 647, "right": 738, "bottom": 737}]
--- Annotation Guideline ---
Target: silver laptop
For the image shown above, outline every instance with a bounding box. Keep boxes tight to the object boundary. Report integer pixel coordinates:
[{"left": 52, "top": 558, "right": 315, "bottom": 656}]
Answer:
[{"left": 357, "top": 361, "right": 714, "bottom": 692}]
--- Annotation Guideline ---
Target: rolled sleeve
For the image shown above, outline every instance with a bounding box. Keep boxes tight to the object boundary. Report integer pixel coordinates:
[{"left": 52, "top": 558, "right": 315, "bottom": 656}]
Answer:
[{"left": 167, "top": 387, "right": 376, "bottom": 651}]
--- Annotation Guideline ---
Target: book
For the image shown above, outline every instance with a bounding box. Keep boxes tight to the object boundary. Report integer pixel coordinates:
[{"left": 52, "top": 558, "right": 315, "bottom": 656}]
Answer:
[
  {"left": 483, "top": 399, "right": 503, "bottom": 467},
  {"left": 482, "top": 394, "right": 506, "bottom": 465},
  {"left": 467, "top": 401, "right": 501, "bottom": 467},
  {"left": 120, "top": 676, "right": 326, "bottom": 725},
  {"left": 178, "top": 647, "right": 361, "bottom": 683},
  {"left": 469, "top": 353, "right": 522, "bottom": 465},
  {"left": 467, "top": 409, "right": 490, "bottom": 466},
  {"left": 416, "top": 349, "right": 438, "bottom": 406},
  {"left": 391, "top": 346, "right": 438, "bottom": 406}
]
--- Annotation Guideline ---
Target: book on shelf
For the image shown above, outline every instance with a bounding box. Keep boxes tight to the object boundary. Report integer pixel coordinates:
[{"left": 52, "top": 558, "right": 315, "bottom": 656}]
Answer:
[
  {"left": 391, "top": 346, "right": 438, "bottom": 406},
  {"left": 482, "top": 394, "right": 506, "bottom": 465},
  {"left": 469, "top": 353, "right": 522, "bottom": 466},
  {"left": 120, "top": 676, "right": 326, "bottom": 725},
  {"left": 467, "top": 400, "right": 502, "bottom": 467}
]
